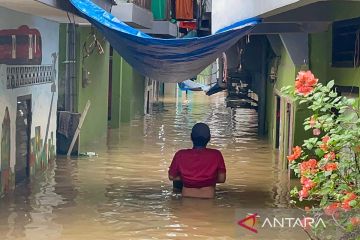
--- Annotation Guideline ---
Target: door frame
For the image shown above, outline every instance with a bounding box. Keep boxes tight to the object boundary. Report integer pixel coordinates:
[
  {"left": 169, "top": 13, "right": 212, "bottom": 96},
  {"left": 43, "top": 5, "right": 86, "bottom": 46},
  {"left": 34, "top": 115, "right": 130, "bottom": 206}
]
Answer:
[{"left": 15, "top": 94, "right": 32, "bottom": 184}]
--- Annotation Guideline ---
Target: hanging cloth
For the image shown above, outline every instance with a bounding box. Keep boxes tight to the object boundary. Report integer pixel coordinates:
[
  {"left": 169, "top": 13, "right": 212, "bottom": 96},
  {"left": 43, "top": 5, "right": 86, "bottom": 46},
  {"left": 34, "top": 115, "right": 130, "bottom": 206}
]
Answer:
[
  {"left": 176, "top": 0, "right": 193, "bottom": 20},
  {"left": 68, "top": 0, "right": 260, "bottom": 83},
  {"left": 152, "top": 0, "right": 166, "bottom": 20},
  {"left": 179, "top": 21, "right": 197, "bottom": 30}
]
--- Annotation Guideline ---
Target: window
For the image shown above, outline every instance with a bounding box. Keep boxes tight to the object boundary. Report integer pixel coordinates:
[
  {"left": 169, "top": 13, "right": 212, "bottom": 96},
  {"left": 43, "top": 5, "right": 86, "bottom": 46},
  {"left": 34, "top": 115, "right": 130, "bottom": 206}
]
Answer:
[{"left": 332, "top": 17, "right": 360, "bottom": 68}]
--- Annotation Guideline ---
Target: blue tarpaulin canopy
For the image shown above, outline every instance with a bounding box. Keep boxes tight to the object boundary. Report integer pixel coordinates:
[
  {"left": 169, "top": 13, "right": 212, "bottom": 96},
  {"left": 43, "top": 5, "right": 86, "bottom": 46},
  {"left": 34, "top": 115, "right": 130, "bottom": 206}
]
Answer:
[{"left": 69, "top": 0, "right": 260, "bottom": 83}]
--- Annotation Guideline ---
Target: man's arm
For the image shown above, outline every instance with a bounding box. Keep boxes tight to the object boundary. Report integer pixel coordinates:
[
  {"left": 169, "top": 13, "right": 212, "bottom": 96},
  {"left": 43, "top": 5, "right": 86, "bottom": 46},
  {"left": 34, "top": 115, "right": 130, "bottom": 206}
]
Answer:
[
  {"left": 217, "top": 172, "right": 226, "bottom": 183},
  {"left": 168, "top": 174, "right": 181, "bottom": 181},
  {"left": 217, "top": 151, "right": 226, "bottom": 183},
  {"left": 169, "top": 151, "right": 181, "bottom": 181}
]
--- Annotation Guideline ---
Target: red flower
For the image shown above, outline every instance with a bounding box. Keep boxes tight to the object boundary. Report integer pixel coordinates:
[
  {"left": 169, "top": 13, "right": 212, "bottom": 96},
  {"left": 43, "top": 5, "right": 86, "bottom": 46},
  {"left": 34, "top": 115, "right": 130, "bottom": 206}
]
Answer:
[
  {"left": 309, "top": 116, "right": 316, "bottom": 128},
  {"left": 324, "top": 152, "right": 336, "bottom": 161},
  {"left": 320, "top": 143, "right": 328, "bottom": 152},
  {"left": 322, "top": 136, "right": 330, "bottom": 144},
  {"left": 324, "top": 202, "right": 340, "bottom": 216},
  {"left": 303, "top": 179, "right": 316, "bottom": 189},
  {"left": 300, "top": 176, "right": 308, "bottom": 184},
  {"left": 299, "top": 187, "right": 309, "bottom": 199},
  {"left": 287, "top": 146, "right": 302, "bottom": 162},
  {"left": 295, "top": 71, "right": 318, "bottom": 96},
  {"left": 344, "top": 192, "right": 357, "bottom": 202},
  {"left": 300, "top": 159, "right": 318, "bottom": 174},
  {"left": 341, "top": 192, "right": 357, "bottom": 211},
  {"left": 342, "top": 201, "right": 352, "bottom": 211},
  {"left": 350, "top": 217, "right": 360, "bottom": 226},
  {"left": 325, "top": 163, "right": 337, "bottom": 171},
  {"left": 313, "top": 128, "right": 321, "bottom": 136}
]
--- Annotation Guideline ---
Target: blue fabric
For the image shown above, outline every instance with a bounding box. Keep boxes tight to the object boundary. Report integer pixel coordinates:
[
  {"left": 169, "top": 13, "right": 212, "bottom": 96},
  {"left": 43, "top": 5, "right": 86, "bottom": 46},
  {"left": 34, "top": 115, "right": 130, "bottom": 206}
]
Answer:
[
  {"left": 69, "top": 0, "right": 260, "bottom": 83},
  {"left": 178, "top": 80, "right": 210, "bottom": 92}
]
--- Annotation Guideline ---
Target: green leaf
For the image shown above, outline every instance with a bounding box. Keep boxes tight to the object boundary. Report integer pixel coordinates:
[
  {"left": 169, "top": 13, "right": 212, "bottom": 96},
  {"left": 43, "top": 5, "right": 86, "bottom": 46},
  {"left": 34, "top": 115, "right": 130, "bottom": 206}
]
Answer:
[
  {"left": 340, "top": 112, "right": 358, "bottom": 122},
  {"left": 327, "top": 80, "right": 335, "bottom": 89},
  {"left": 315, "top": 149, "right": 325, "bottom": 158},
  {"left": 347, "top": 98, "right": 356, "bottom": 106},
  {"left": 349, "top": 200, "right": 357, "bottom": 207},
  {"left": 329, "top": 91, "right": 338, "bottom": 98},
  {"left": 325, "top": 171, "right": 332, "bottom": 177},
  {"left": 305, "top": 125, "right": 312, "bottom": 131},
  {"left": 330, "top": 174, "right": 338, "bottom": 179},
  {"left": 337, "top": 184, "right": 349, "bottom": 191}
]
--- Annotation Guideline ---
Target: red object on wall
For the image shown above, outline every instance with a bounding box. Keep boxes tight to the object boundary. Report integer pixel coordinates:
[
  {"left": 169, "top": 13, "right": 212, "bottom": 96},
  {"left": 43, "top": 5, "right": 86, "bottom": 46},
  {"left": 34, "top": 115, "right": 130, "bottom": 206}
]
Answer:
[
  {"left": 179, "top": 21, "right": 197, "bottom": 30},
  {"left": 0, "top": 25, "right": 42, "bottom": 65},
  {"left": 176, "top": 0, "right": 194, "bottom": 20}
]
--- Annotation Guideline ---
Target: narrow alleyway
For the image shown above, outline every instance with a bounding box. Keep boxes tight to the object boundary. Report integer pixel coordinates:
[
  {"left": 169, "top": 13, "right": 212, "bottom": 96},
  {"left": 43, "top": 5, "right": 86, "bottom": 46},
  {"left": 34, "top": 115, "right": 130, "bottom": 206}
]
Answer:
[{"left": 0, "top": 93, "right": 290, "bottom": 239}]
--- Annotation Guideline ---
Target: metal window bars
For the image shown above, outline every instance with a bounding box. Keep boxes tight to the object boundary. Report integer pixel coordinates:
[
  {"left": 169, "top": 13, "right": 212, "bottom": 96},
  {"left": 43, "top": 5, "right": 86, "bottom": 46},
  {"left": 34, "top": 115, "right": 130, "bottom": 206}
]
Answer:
[{"left": 6, "top": 65, "right": 53, "bottom": 89}]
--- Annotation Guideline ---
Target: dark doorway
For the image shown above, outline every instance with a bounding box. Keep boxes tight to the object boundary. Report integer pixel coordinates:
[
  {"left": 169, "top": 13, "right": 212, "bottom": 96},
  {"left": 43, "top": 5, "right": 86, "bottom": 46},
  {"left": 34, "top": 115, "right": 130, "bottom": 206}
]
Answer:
[
  {"left": 275, "top": 95, "right": 281, "bottom": 149},
  {"left": 146, "top": 90, "right": 150, "bottom": 114},
  {"left": 15, "top": 95, "right": 32, "bottom": 185}
]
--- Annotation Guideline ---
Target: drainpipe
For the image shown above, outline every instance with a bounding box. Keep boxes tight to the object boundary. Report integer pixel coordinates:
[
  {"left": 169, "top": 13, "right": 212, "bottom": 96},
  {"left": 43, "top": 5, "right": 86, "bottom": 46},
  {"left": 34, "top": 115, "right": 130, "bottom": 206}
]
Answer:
[{"left": 65, "top": 23, "right": 76, "bottom": 112}]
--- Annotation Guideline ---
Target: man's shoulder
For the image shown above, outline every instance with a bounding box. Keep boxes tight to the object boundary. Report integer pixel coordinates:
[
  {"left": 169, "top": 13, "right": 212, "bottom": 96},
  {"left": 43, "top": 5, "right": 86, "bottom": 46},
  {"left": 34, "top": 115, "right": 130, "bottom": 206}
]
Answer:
[
  {"left": 205, "top": 148, "right": 222, "bottom": 154},
  {"left": 175, "top": 149, "right": 192, "bottom": 155}
]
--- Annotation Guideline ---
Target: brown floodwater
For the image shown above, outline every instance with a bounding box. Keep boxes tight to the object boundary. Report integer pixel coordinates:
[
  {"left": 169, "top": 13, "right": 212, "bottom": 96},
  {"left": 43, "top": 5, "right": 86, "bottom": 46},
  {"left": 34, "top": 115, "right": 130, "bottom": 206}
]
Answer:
[{"left": 0, "top": 93, "right": 306, "bottom": 240}]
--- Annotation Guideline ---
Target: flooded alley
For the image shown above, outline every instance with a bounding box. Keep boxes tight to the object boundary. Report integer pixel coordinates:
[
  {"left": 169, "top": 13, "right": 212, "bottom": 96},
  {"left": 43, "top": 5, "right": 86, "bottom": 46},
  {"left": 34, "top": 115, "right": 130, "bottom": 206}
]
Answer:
[
  {"left": 0, "top": 93, "right": 294, "bottom": 239},
  {"left": 1, "top": 1, "right": 360, "bottom": 239}
]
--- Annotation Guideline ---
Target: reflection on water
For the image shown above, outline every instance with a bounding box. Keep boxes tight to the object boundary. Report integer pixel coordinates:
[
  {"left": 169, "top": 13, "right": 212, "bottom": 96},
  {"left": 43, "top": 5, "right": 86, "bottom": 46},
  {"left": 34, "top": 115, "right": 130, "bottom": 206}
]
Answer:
[{"left": 0, "top": 93, "right": 294, "bottom": 239}]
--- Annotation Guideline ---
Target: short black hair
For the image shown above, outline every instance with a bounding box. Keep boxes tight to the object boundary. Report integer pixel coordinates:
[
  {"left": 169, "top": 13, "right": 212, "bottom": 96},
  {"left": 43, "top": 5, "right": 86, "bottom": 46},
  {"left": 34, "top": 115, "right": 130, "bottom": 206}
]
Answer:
[{"left": 191, "top": 123, "right": 211, "bottom": 147}]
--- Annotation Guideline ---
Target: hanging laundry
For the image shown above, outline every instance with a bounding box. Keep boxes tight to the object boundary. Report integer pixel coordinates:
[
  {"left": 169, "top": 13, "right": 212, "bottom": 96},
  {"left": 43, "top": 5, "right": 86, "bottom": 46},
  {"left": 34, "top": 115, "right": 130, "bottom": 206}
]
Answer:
[
  {"left": 176, "top": 0, "right": 194, "bottom": 20},
  {"left": 152, "top": 0, "right": 166, "bottom": 20},
  {"left": 179, "top": 21, "right": 197, "bottom": 30}
]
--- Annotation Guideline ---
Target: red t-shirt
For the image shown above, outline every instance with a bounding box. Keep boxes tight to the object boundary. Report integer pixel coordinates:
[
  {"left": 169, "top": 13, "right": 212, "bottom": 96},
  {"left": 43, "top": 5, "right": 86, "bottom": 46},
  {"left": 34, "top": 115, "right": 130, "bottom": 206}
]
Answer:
[{"left": 168, "top": 148, "right": 226, "bottom": 188}]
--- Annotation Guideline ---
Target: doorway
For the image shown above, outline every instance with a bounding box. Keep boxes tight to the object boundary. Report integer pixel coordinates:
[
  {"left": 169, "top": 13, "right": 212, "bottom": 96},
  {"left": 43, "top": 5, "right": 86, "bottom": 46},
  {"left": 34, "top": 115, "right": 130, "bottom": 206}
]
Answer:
[
  {"left": 144, "top": 78, "right": 153, "bottom": 114},
  {"left": 284, "top": 102, "right": 294, "bottom": 168},
  {"left": 15, "top": 95, "right": 32, "bottom": 185}
]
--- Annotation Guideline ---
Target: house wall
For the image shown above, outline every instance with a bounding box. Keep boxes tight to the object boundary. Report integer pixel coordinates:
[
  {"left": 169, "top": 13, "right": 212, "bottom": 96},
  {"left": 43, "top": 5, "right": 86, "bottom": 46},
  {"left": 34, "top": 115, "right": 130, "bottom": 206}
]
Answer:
[
  {"left": 211, "top": 0, "right": 301, "bottom": 33},
  {"left": 109, "top": 52, "right": 145, "bottom": 128},
  {"left": 265, "top": 39, "right": 317, "bottom": 162},
  {"left": 0, "top": 6, "right": 59, "bottom": 195},
  {"left": 310, "top": 27, "right": 360, "bottom": 109},
  {"left": 75, "top": 27, "right": 110, "bottom": 152},
  {"left": 266, "top": 10, "right": 360, "bottom": 159},
  {"left": 265, "top": 44, "right": 303, "bottom": 160}
]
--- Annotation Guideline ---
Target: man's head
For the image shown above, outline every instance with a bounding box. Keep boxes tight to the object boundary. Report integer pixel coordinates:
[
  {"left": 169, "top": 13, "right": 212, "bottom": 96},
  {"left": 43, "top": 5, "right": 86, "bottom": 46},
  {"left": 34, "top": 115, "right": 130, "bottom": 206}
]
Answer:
[{"left": 191, "top": 123, "right": 211, "bottom": 147}]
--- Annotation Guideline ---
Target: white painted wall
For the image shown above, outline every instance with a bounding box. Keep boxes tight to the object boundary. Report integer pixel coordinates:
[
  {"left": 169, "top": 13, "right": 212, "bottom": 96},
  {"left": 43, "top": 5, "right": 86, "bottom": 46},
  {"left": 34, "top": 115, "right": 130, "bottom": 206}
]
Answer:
[
  {"left": 211, "top": 0, "right": 300, "bottom": 33},
  {"left": 0, "top": 6, "right": 59, "bottom": 172}
]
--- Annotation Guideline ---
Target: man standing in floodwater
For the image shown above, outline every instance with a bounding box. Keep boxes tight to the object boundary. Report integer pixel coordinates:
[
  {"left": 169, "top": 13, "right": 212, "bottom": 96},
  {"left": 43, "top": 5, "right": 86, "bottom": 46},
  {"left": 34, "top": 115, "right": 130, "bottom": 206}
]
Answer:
[{"left": 168, "top": 123, "right": 226, "bottom": 198}]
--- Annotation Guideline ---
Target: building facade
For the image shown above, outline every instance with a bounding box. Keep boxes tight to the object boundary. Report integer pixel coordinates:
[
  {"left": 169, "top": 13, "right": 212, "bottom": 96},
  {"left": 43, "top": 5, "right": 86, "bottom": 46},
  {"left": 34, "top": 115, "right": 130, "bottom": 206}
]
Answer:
[
  {"left": 212, "top": 0, "right": 360, "bottom": 162},
  {"left": 0, "top": 6, "right": 59, "bottom": 195}
]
